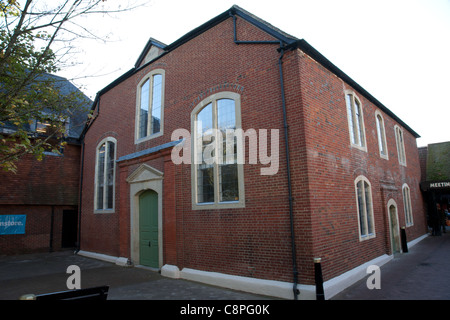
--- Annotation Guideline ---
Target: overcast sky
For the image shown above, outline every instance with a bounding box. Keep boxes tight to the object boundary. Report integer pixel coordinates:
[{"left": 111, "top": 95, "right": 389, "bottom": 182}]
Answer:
[{"left": 57, "top": 0, "right": 450, "bottom": 147}]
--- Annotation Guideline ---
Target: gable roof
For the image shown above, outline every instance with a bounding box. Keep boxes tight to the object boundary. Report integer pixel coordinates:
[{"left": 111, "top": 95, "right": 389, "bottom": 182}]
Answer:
[
  {"left": 85, "top": 5, "right": 419, "bottom": 139},
  {"left": 161, "top": 5, "right": 298, "bottom": 53}
]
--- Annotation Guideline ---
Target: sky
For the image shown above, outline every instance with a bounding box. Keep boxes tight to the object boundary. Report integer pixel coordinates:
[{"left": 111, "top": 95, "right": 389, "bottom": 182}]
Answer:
[{"left": 56, "top": 0, "right": 450, "bottom": 147}]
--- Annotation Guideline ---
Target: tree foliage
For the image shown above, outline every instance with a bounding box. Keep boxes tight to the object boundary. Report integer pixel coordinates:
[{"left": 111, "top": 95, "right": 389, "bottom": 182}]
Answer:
[{"left": 0, "top": 0, "right": 141, "bottom": 172}]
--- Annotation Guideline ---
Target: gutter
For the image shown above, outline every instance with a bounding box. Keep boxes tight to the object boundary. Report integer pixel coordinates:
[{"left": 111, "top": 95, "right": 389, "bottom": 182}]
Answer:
[{"left": 290, "top": 39, "right": 420, "bottom": 138}]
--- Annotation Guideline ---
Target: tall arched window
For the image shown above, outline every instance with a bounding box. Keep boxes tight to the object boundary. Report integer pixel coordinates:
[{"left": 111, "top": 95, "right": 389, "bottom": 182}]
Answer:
[
  {"left": 375, "top": 111, "right": 388, "bottom": 159},
  {"left": 191, "top": 92, "right": 245, "bottom": 210},
  {"left": 95, "top": 137, "right": 117, "bottom": 212},
  {"left": 136, "top": 69, "right": 165, "bottom": 143},
  {"left": 345, "top": 91, "right": 366, "bottom": 151},
  {"left": 355, "top": 176, "right": 375, "bottom": 240},
  {"left": 402, "top": 183, "right": 413, "bottom": 226},
  {"left": 395, "top": 125, "right": 407, "bottom": 166}
]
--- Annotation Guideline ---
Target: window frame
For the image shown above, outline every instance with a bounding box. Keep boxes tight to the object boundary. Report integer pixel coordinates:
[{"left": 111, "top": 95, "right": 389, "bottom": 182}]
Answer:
[
  {"left": 394, "top": 125, "right": 407, "bottom": 166},
  {"left": 375, "top": 111, "right": 388, "bottom": 160},
  {"left": 94, "top": 137, "right": 117, "bottom": 213},
  {"left": 135, "top": 69, "right": 165, "bottom": 144},
  {"left": 402, "top": 183, "right": 414, "bottom": 227},
  {"left": 190, "top": 92, "right": 245, "bottom": 210},
  {"left": 345, "top": 91, "right": 367, "bottom": 151},
  {"left": 355, "top": 175, "right": 376, "bottom": 240}
]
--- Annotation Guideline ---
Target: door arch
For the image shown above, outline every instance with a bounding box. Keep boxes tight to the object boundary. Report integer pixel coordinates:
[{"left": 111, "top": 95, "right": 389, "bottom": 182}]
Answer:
[{"left": 387, "top": 199, "right": 401, "bottom": 254}]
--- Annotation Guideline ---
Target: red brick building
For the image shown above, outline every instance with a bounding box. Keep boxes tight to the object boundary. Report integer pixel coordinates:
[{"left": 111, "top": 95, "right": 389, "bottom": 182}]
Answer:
[
  {"left": 0, "top": 145, "right": 81, "bottom": 254},
  {"left": 0, "top": 75, "right": 90, "bottom": 255},
  {"left": 78, "top": 6, "right": 427, "bottom": 299}
]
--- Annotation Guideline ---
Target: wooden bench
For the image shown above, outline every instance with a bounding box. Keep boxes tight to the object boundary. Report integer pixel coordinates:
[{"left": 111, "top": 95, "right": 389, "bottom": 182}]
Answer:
[{"left": 20, "top": 285, "right": 109, "bottom": 300}]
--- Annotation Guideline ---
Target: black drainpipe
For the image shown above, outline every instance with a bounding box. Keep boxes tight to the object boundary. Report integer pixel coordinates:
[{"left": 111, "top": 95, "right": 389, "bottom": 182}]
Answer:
[
  {"left": 75, "top": 96, "right": 99, "bottom": 254},
  {"left": 278, "top": 46, "right": 299, "bottom": 300},
  {"left": 231, "top": 12, "right": 299, "bottom": 300},
  {"left": 49, "top": 205, "right": 55, "bottom": 252},
  {"left": 75, "top": 140, "right": 85, "bottom": 254}
]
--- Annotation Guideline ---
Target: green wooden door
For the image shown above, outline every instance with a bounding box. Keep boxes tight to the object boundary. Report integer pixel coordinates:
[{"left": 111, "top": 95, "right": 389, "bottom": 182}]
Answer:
[
  {"left": 139, "top": 190, "right": 159, "bottom": 268},
  {"left": 389, "top": 204, "right": 400, "bottom": 254}
]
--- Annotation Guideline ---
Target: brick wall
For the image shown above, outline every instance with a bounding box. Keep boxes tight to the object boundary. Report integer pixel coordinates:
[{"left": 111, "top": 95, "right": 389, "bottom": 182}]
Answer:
[
  {"left": 291, "top": 51, "right": 427, "bottom": 281},
  {"left": 418, "top": 146, "right": 428, "bottom": 181},
  {"left": 0, "top": 143, "right": 81, "bottom": 206},
  {"left": 0, "top": 205, "right": 77, "bottom": 254},
  {"left": 81, "top": 14, "right": 426, "bottom": 285},
  {"left": 0, "top": 143, "right": 81, "bottom": 254},
  {"left": 81, "top": 16, "right": 298, "bottom": 283}
]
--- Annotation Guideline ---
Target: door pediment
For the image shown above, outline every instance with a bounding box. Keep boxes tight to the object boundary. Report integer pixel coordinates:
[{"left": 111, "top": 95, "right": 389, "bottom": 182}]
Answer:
[{"left": 126, "top": 164, "right": 163, "bottom": 184}]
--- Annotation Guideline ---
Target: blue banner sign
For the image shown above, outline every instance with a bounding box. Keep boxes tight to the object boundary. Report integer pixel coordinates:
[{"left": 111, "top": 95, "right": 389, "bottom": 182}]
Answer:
[{"left": 0, "top": 215, "right": 26, "bottom": 235}]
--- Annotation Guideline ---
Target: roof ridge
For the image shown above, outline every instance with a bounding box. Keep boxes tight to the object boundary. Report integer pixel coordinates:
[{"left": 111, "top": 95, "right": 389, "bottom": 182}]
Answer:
[{"left": 231, "top": 5, "right": 299, "bottom": 43}]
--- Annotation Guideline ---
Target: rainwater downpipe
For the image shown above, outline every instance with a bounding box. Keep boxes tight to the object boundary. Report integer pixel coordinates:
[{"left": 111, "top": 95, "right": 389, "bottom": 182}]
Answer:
[
  {"left": 278, "top": 47, "right": 299, "bottom": 300},
  {"left": 49, "top": 205, "right": 55, "bottom": 252},
  {"left": 231, "top": 12, "right": 299, "bottom": 299},
  {"left": 75, "top": 140, "right": 85, "bottom": 254},
  {"left": 75, "top": 98, "right": 99, "bottom": 254}
]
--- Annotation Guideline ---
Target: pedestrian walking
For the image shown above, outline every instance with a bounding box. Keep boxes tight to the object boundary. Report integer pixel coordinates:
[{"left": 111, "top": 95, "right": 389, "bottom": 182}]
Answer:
[
  {"left": 431, "top": 203, "right": 442, "bottom": 236},
  {"left": 441, "top": 208, "right": 448, "bottom": 233}
]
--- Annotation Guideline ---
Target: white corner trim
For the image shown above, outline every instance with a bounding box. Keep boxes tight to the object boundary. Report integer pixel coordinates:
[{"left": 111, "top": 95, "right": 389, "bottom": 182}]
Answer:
[
  {"left": 323, "top": 233, "right": 428, "bottom": 299},
  {"left": 79, "top": 234, "right": 429, "bottom": 300},
  {"left": 323, "top": 254, "right": 392, "bottom": 299},
  {"left": 408, "top": 233, "right": 428, "bottom": 248},
  {"left": 77, "top": 250, "right": 129, "bottom": 267},
  {"left": 178, "top": 267, "right": 316, "bottom": 300},
  {"left": 161, "top": 264, "right": 180, "bottom": 278}
]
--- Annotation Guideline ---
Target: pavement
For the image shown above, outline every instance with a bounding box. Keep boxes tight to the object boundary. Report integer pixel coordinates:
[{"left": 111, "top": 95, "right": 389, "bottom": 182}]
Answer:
[
  {"left": 0, "top": 251, "right": 272, "bottom": 300},
  {"left": 332, "top": 227, "right": 450, "bottom": 300},
  {"left": 0, "top": 228, "right": 449, "bottom": 301}
]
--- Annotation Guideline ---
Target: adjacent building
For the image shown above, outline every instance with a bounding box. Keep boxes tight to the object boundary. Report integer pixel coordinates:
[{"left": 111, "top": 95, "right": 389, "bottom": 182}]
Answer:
[
  {"left": 78, "top": 6, "right": 427, "bottom": 299},
  {"left": 419, "top": 141, "right": 450, "bottom": 235},
  {"left": 0, "top": 75, "right": 91, "bottom": 254}
]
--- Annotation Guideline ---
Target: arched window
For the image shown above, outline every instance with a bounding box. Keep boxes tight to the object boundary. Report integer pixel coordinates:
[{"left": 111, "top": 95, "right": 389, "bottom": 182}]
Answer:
[
  {"left": 191, "top": 92, "right": 245, "bottom": 210},
  {"left": 402, "top": 183, "right": 413, "bottom": 226},
  {"left": 136, "top": 69, "right": 165, "bottom": 143},
  {"left": 395, "top": 125, "right": 407, "bottom": 166},
  {"left": 95, "top": 137, "right": 117, "bottom": 212},
  {"left": 375, "top": 111, "right": 388, "bottom": 159},
  {"left": 355, "top": 176, "right": 375, "bottom": 240},
  {"left": 345, "top": 91, "right": 366, "bottom": 151}
]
